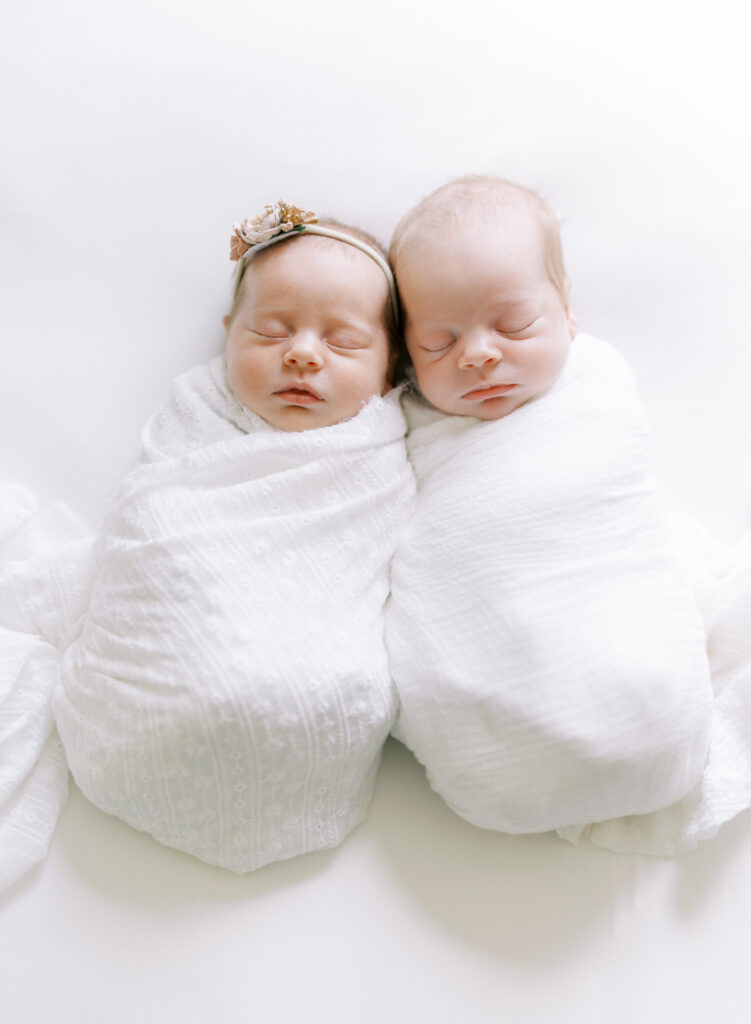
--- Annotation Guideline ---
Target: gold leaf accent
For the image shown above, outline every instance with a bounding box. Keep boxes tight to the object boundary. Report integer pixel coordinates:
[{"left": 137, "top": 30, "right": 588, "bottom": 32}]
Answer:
[{"left": 278, "top": 200, "right": 318, "bottom": 230}]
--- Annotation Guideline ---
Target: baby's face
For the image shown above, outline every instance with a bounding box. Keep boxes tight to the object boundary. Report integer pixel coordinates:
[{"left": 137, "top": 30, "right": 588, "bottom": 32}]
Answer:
[
  {"left": 225, "top": 238, "right": 392, "bottom": 431},
  {"left": 398, "top": 218, "right": 576, "bottom": 419}
]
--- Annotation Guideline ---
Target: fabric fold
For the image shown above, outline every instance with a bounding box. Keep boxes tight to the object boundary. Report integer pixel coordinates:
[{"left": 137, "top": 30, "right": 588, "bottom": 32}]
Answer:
[{"left": 558, "top": 529, "right": 751, "bottom": 854}]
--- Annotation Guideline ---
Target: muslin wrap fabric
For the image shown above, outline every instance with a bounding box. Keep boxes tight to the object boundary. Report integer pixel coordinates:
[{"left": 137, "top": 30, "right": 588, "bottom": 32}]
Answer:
[
  {"left": 1, "top": 357, "right": 414, "bottom": 886},
  {"left": 558, "top": 524, "right": 751, "bottom": 854},
  {"left": 386, "top": 334, "right": 721, "bottom": 846}
]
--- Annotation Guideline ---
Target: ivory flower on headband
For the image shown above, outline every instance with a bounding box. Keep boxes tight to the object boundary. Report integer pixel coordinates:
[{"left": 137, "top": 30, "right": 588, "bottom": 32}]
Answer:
[{"left": 230, "top": 201, "right": 318, "bottom": 261}]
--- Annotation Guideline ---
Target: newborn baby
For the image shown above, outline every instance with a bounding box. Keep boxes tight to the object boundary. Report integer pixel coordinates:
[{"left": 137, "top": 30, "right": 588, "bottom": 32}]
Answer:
[
  {"left": 386, "top": 177, "right": 715, "bottom": 843},
  {"left": 7, "top": 202, "right": 415, "bottom": 876}
]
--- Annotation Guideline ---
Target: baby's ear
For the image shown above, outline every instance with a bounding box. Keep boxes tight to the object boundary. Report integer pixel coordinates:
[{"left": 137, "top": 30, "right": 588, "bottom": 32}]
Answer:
[
  {"left": 222, "top": 314, "right": 230, "bottom": 333},
  {"left": 562, "top": 278, "right": 578, "bottom": 339}
]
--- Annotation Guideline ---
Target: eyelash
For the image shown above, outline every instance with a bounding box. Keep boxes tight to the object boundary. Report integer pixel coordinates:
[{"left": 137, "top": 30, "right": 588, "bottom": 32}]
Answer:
[
  {"left": 500, "top": 327, "right": 531, "bottom": 336},
  {"left": 252, "top": 329, "right": 363, "bottom": 351},
  {"left": 326, "top": 337, "right": 362, "bottom": 350},
  {"left": 420, "top": 327, "right": 529, "bottom": 352}
]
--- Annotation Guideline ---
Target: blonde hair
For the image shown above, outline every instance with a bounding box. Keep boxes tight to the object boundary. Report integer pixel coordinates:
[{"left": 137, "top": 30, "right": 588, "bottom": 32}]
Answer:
[{"left": 389, "top": 175, "right": 568, "bottom": 296}]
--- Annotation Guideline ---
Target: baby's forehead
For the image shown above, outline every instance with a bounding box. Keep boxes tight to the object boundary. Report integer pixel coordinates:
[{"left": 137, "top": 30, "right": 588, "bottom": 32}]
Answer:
[
  {"left": 255, "top": 233, "right": 363, "bottom": 266},
  {"left": 398, "top": 204, "right": 544, "bottom": 272},
  {"left": 262, "top": 234, "right": 388, "bottom": 282},
  {"left": 243, "top": 235, "right": 387, "bottom": 295}
]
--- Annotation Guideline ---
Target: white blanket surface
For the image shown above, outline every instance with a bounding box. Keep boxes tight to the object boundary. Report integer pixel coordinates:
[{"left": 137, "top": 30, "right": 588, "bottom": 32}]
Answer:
[
  {"left": 13, "top": 358, "right": 414, "bottom": 878},
  {"left": 386, "top": 334, "right": 745, "bottom": 852},
  {"left": 0, "top": 486, "right": 91, "bottom": 890}
]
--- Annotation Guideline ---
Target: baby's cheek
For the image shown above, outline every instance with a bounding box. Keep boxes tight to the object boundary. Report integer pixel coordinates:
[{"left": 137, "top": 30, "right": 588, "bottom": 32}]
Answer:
[
  {"left": 357, "top": 361, "right": 390, "bottom": 403},
  {"left": 418, "top": 362, "right": 451, "bottom": 401},
  {"left": 410, "top": 362, "right": 430, "bottom": 394},
  {"left": 226, "top": 349, "right": 257, "bottom": 402},
  {"left": 225, "top": 352, "right": 242, "bottom": 392}
]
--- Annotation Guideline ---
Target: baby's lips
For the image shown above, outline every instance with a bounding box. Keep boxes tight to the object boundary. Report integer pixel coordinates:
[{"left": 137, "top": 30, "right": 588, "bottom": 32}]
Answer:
[
  {"left": 273, "top": 384, "right": 324, "bottom": 404},
  {"left": 461, "top": 382, "right": 518, "bottom": 400}
]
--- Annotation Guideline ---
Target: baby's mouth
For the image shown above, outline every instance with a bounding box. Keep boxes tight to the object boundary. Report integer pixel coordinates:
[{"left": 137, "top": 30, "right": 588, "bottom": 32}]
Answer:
[
  {"left": 461, "top": 382, "right": 518, "bottom": 401},
  {"left": 274, "top": 385, "right": 323, "bottom": 405}
]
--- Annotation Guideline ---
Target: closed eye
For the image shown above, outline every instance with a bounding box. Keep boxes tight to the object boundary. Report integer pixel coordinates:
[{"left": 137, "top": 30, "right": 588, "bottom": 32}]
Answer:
[
  {"left": 247, "top": 317, "right": 289, "bottom": 339},
  {"left": 326, "top": 334, "right": 368, "bottom": 350},
  {"left": 497, "top": 318, "right": 538, "bottom": 337},
  {"left": 417, "top": 336, "right": 456, "bottom": 353},
  {"left": 427, "top": 342, "right": 454, "bottom": 351}
]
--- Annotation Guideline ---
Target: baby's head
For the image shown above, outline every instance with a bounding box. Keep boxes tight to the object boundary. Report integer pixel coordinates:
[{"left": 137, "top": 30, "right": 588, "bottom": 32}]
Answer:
[
  {"left": 224, "top": 202, "right": 400, "bottom": 431},
  {"left": 390, "top": 176, "right": 577, "bottom": 419}
]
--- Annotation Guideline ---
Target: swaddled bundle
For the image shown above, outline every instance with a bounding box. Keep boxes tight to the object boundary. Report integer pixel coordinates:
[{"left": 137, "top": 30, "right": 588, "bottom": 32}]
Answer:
[
  {"left": 53, "top": 357, "right": 415, "bottom": 872},
  {"left": 387, "top": 334, "right": 714, "bottom": 836}
]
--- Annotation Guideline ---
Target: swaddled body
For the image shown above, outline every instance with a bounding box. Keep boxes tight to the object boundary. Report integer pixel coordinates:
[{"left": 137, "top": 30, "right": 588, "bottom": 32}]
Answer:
[
  {"left": 386, "top": 176, "right": 715, "bottom": 839},
  {"left": 0, "top": 205, "right": 415, "bottom": 883},
  {"left": 388, "top": 334, "right": 712, "bottom": 832},
  {"left": 55, "top": 357, "right": 414, "bottom": 871}
]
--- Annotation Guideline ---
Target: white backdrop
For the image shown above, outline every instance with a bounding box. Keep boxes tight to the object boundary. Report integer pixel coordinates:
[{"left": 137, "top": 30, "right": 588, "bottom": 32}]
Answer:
[{"left": 3, "top": 2, "right": 751, "bottom": 1021}]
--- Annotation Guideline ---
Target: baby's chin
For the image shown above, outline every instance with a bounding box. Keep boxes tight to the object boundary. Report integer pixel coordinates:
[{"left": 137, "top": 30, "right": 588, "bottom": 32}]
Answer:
[
  {"left": 426, "top": 391, "right": 529, "bottom": 421},
  {"left": 255, "top": 395, "right": 385, "bottom": 432}
]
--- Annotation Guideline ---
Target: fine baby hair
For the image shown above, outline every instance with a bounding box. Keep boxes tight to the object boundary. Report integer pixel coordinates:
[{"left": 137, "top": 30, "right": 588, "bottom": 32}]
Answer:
[{"left": 389, "top": 175, "right": 568, "bottom": 299}]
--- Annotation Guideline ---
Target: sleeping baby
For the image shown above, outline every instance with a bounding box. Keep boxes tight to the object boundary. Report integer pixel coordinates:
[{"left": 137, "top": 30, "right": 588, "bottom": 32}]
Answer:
[
  {"left": 2, "top": 202, "right": 415, "bottom": 881},
  {"left": 385, "top": 176, "right": 723, "bottom": 849}
]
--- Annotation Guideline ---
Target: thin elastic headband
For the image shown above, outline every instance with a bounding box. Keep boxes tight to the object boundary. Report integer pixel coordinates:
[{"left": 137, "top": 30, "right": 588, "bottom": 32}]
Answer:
[{"left": 229, "top": 201, "right": 399, "bottom": 323}]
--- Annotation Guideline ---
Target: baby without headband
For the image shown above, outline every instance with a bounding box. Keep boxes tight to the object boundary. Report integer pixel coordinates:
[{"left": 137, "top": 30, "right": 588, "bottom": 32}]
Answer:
[{"left": 229, "top": 200, "right": 400, "bottom": 321}]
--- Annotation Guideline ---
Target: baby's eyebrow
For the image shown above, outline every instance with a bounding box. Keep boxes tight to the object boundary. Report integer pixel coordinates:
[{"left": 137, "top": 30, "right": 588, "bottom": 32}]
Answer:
[
  {"left": 246, "top": 304, "right": 289, "bottom": 316},
  {"left": 404, "top": 311, "right": 452, "bottom": 329},
  {"left": 322, "top": 320, "right": 380, "bottom": 342},
  {"left": 408, "top": 302, "right": 541, "bottom": 329},
  {"left": 492, "top": 298, "right": 540, "bottom": 315},
  {"left": 325, "top": 314, "right": 370, "bottom": 329}
]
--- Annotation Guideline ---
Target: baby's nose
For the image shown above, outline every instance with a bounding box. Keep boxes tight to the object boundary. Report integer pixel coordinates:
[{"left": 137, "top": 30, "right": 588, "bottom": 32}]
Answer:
[
  {"left": 458, "top": 333, "right": 502, "bottom": 368},
  {"left": 283, "top": 333, "right": 324, "bottom": 369}
]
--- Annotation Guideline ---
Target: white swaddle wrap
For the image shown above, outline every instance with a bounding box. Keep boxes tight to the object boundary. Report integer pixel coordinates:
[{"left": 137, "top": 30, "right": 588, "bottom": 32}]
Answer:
[
  {"left": 387, "top": 334, "right": 715, "bottom": 841},
  {"left": 558, "top": 525, "right": 751, "bottom": 854},
  {"left": 52, "top": 357, "right": 415, "bottom": 873}
]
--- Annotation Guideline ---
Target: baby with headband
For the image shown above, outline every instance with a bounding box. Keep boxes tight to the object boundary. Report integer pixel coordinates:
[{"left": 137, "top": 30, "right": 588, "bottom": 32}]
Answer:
[
  {"left": 3, "top": 203, "right": 415, "bottom": 884},
  {"left": 384, "top": 176, "right": 743, "bottom": 855},
  {"left": 223, "top": 203, "right": 401, "bottom": 432}
]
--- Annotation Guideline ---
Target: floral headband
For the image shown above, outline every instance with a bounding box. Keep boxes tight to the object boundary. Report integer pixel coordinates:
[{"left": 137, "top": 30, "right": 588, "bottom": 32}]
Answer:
[{"left": 230, "top": 200, "right": 399, "bottom": 322}]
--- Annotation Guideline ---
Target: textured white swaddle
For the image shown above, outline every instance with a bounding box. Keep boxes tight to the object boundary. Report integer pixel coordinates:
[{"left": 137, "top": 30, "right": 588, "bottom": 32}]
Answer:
[
  {"left": 387, "top": 334, "right": 714, "bottom": 839},
  {"left": 53, "top": 357, "right": 415, "bottom": 872}
]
